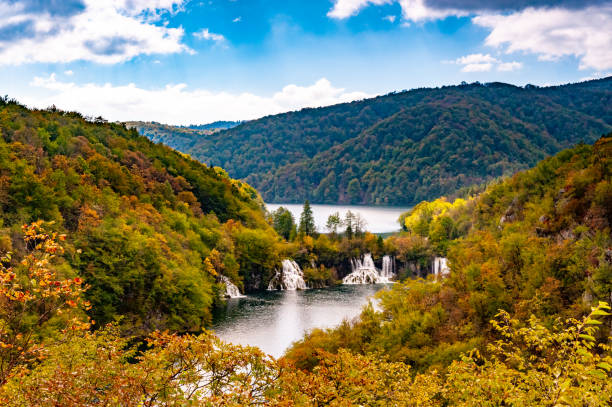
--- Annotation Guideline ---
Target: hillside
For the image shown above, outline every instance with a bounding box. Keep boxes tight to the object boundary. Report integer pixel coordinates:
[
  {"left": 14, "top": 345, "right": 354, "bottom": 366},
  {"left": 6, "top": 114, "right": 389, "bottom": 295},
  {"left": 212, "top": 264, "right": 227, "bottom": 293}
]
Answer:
[
  {"left": 124, "top": 120, "right": 240, "bottom": 154},
  {"left": 1, "top": 102, "right": 609, "bottom": 402},
  {"left": 0, "top": 98, "right": 282, "bottom": 335},
  {"left": 136, "top": 78, "right": 612, "bottom": 205},
  {"left": 286, "top": 134, "right": 612, "bottom": 372}
]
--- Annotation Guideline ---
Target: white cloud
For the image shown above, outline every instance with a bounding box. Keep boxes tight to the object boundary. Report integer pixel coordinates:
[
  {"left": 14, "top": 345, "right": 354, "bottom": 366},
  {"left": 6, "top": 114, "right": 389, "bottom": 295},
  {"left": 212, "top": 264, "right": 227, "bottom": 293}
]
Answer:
[
  {"left": 328, "top": 0, "right": 463, "bottom": 22},
  {"left": 455, "top": 53, "right": 498, "bottom": 65},
  {"left": 193, "top": 28, "right": 225, "bottom": 43},
  {"left": 462, "top": 63, "right": 493, "bottom": 72},
  {"left": 328, "top": 0, "right": 392, "bottom": 19},
  {"left": 383, "top": 15, "right": 397, "bottom": 23},
  {"left": 447, "top": 53, "right": 523, "bottom": 73},
  {"left": 497, "top": 61, "right": 523, "bottom": 71},
  {"left": 25, "top": 76, "right": 371, "bottom": 125},
  {"left": 64, "top": 70, "right": 74, "bottom": 76},
  {"left": 0, "top": 0, "right": 188, "bottom": 65},
  {"left": 397, "top": 0, "right": 465, "bottom": 22},
  {"left": 579, "top": 71, "right": 612, "bottom": 81},
  {"left": 233, "top": 16, "right": 242, "bottom": 23},
  {"left": 474, "top": 5, "right": 612, "bottom": 71},
  {"left": 327, "top": 1, "right": 612, "bottom": 71}
]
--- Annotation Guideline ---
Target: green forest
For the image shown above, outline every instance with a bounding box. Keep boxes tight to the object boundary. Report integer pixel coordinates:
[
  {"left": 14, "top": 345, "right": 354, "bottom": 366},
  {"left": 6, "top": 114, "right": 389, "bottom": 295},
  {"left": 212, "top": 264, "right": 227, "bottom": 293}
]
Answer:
[
  {"left": 135, "top": 78, "right": 612, "bottom": 205},
  {"left": 0, "top": 97, "right": 285, "bottom": 336},
  {"left": 0, "top": 97, "right": 610, "bottom": 405},
  {"left": 286, "top": 134, "right": 612, "bottom": 375}
]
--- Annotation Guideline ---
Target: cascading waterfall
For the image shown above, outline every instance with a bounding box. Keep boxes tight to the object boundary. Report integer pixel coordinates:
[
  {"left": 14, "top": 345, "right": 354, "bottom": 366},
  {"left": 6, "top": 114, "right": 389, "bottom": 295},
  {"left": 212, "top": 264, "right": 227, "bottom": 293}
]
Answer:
[
  {"left": 267, "top": 259, "right": 308, "bottom": 290},
  {"left": 432, "top": 257, "right": 450, "bottom": 278},
  {"left": 220, "top": 275, "right": 244, "bottom": 298},
  {"left": 343, "top": 253, "right": 394, "bottom": 284},
  {"left": 381, "top": 255, "right": 394, "bottom": 279}
]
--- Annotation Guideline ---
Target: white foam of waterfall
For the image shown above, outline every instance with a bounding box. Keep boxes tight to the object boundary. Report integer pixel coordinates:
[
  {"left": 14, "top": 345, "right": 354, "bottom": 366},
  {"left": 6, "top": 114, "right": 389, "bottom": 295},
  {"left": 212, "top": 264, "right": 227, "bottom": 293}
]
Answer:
[
  {"left": 381, "top": 255, "right": 394, "bottom": 279},
  {"left": 220, "top": 275, "right": 244, "bottom": 298},
  {"left": 432, "top": 257, "right": 450, "bottom": 278},
  {"left": 343, "top": 253, "right": 394, "bottom": 284},
  {"left": 267, "top": 259, "right": 308, "bottom": 290}
]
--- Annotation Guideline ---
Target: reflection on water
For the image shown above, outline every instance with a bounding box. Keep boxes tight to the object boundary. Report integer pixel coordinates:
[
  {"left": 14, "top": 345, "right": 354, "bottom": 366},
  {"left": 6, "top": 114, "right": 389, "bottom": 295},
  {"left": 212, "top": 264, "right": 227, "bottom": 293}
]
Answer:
[{"left": 211, "top": 284, "right": 390, "bottom": 358}]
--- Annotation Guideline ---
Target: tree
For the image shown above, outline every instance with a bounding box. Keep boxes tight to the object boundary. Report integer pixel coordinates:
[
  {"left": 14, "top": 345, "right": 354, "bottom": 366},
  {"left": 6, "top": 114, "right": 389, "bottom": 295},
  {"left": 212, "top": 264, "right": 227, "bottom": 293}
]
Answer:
[
  {"left": 353, "top": 212, "right": 367, "bottom": 236},
  {"left": 298, "top": 200, "right": 316, "bottom": 237},
  {"left": 347, "top": 178, "right": 361, "bottom": 204},
  {"left": 325, "top": 212, "right": 342, "bottom": 238},
  {"left": 344, "top": 211, "right": 353, "bottom": 239},
  {"left": 272, "top": 207, "right": 295, "bottom": 240},
  {"left": 0, "top": 222, "right": 89, "bottom": 385}
]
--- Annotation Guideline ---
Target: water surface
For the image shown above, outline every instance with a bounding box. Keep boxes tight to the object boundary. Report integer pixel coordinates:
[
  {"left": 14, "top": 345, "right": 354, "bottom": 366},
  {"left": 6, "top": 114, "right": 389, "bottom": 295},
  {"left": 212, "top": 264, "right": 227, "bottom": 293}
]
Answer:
[
  {"left": 211, "top": 284, "right": 390, "bottom": 358},
  {"left": 266, "top": 204, "right": 409, "bottom": 233}
]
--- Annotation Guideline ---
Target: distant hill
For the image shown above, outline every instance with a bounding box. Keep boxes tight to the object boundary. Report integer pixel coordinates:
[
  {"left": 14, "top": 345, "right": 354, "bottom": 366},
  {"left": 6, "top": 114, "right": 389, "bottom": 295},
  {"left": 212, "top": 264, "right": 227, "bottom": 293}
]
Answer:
[
  {"left": 187, "top": 121, "right": 241, "bottom": 131},
  {"left": 133, "top": 78, "right": 612, "bottom": 205},
  {"left": 124, "top": 120, "right": 241, "bottom": 153}
]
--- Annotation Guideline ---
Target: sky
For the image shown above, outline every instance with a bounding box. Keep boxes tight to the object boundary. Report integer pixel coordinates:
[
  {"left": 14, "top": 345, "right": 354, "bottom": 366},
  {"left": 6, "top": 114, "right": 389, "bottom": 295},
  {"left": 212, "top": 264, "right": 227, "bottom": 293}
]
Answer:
[{"left": 0, "top": 0, "right": 611, "bottom": 125}]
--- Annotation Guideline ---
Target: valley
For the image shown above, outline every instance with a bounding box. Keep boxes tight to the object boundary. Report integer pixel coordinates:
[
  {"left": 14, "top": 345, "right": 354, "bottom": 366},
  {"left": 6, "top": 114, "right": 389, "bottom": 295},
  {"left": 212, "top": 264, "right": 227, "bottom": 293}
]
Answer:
[{"left": 2, "top": 1, "right": 612, "bottom": 404}]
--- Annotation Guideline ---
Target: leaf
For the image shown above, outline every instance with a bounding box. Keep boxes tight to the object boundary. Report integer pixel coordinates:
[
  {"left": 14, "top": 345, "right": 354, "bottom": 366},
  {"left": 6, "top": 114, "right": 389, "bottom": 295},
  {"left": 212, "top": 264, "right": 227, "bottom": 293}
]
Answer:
[
  {"left": 579, "top": 334, "right": 596, "bottom": 342},
  {"left": 585, "top": 318, "right": 602, "bottom": 325},
  {"left": 591, "top": 309, "right": 611, "bottom": 316},
  {"left": 596, "top": 362, "right": 612, "bottom": 372},
  {"left": 588, "top": 369, "right": 606, "bottom": 379}
]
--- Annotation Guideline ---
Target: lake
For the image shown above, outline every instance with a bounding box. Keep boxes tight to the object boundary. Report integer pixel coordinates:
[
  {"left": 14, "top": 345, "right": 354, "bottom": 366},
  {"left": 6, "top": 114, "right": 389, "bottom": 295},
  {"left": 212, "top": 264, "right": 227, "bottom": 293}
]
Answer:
[
  {"left": 211, "top": 284, "right": 390, "bottom": 358},
  {"left": 265, "top": 204, "right": 410, "bottom": 233}
]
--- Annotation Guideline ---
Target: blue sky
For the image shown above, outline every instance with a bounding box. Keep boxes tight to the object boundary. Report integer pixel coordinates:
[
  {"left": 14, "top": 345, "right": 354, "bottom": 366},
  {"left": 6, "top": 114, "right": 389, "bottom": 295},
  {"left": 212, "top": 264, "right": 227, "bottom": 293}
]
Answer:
[{"left": 0, "top": 0, "right": 610, "bottom": 124}]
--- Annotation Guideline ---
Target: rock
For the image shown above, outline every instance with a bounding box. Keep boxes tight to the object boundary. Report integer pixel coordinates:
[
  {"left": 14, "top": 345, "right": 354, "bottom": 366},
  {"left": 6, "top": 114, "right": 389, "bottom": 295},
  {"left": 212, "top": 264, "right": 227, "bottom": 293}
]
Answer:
[{"left": 499, "top": 196, "right": 521, "bottom": 226}]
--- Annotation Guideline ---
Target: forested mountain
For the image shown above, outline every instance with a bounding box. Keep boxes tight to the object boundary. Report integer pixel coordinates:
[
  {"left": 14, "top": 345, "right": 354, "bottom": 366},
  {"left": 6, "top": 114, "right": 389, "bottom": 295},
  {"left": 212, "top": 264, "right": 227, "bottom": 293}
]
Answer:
[
  {"left": 124, "top": 121, "right": 210, "bottom": 153},
  {"left": 2, "top": 130, "right": 609, "bottom": 405},
  {"left": 136, "top": 78, "right": 612, "bottom": 205},
  {"left": 0, "top": 98, "right": 282, "bottom": 336},
  {"left": 124, "top": 120, "right": 240, "bottom": 154},
  {"left": 187, "top": 121, "right": 241, "bottom": 131},
  {"left": 286, "top": 134, "right": 612, "bottom": 374}
]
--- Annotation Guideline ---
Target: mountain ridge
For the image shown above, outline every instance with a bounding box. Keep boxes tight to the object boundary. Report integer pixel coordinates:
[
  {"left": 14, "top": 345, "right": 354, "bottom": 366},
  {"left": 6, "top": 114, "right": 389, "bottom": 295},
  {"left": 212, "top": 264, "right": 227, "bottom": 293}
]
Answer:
[{"left": 133, "top": 77, "right": 612, "bottom": 205}]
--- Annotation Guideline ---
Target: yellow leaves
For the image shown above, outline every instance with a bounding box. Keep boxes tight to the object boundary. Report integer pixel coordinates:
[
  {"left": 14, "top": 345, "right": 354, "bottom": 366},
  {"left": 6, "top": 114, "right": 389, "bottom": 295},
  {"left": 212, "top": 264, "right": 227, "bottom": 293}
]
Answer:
[
  {"left": 203, "top": 257, "right": 217, "bottom": 277},
  {"left": 1, "top": 221, "right": 90, "bottom": 385}
]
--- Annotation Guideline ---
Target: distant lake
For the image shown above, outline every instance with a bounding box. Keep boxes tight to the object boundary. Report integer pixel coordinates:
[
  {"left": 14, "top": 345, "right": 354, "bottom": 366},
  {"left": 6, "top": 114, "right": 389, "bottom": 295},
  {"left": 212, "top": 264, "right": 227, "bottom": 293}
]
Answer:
[{"left": 266, "top": 204, "right": 410, "bottom": 233}]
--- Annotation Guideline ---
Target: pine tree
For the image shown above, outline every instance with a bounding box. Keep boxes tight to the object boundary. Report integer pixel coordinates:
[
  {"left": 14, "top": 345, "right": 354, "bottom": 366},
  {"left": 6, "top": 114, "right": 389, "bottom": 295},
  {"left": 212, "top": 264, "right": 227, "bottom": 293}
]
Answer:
[
  {"left": 344, "top": 210, "right": 354, "bottom": 239},
  {"left": 298, "top": 200, "right": 316, "bottom": 237}
]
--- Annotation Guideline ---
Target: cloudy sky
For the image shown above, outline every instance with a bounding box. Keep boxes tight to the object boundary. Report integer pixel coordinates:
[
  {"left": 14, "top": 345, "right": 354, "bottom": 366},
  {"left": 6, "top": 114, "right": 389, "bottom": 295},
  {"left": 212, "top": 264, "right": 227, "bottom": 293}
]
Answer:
[{"left": 1, "top": 0, "right": 611, "bottom": 124}]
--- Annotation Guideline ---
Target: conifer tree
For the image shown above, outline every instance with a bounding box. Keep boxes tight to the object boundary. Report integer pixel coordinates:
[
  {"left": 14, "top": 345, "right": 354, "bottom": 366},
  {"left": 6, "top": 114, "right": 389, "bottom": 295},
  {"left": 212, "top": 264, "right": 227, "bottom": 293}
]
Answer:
[{"left": 298, "top": 200, "right": 316, "bottom": 237}]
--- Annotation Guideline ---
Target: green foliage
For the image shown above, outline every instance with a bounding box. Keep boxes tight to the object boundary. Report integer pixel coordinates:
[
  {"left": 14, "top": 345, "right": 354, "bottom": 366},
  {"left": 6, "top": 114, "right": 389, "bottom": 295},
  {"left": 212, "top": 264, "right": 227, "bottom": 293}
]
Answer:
[
  {"left": 0, "top": 102, "right": 281, "bottom": 335},
  {"left": 298, "top": 200, "right": 316, "bottom": 237},
  {"left": 286, "top": 135, "right": 612, "bottom": 374},
  {"left": 325, "top": 212, "right": 342, "bottom": 237},
  {"left": 271, "top": 206, "right": 295, "bottom": 240},
  {"left": 138, "top": 79, "right": 612, "bottom": 205}
]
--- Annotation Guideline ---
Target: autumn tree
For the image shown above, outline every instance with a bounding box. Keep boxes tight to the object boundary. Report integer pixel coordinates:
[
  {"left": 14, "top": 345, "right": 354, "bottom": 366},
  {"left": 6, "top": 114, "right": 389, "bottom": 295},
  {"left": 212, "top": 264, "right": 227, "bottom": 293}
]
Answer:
[{"left": 0, "top": 222, "right": 89, "bottom": 385}]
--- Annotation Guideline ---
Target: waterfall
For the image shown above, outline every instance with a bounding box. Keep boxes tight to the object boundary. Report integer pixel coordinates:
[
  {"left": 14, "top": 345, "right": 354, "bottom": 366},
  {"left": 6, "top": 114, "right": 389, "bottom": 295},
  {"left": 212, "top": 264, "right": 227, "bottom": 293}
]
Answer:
[
  {"left": 343, "top": 253, "right": 394, "bottom": 284},
  {"left": 220, "top": 275, "right": 244, "bottom": 298},
  {"left": 267, "top": 259, "right": 308, "bottom": 290},
  {"left": 432, "top": 257, "right": 450, "bottom": 278},
  {"left": 381, "top": 255, "right": 394, "bottom": 279}
]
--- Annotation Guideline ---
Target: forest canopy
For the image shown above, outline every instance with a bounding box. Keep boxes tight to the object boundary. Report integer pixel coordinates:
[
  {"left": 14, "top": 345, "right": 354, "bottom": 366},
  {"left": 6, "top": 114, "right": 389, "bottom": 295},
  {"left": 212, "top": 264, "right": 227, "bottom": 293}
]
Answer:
[
  {"left": 135, "top": 78, "right": 612, "bottom": 205},
  {"left": 0, "top": 97, "right": 283, "bottom": 336}
]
